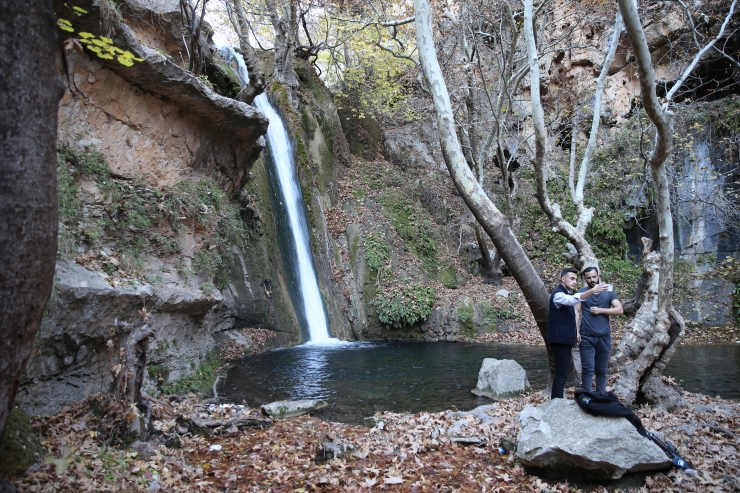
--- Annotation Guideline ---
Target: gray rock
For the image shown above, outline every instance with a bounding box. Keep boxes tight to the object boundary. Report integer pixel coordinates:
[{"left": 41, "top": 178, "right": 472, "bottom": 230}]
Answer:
[
  {"left": 496, "top": 289, "right": 510, "bottom": 298},
  {"left": 447, "top": 419, "right": 471, "bottom": 436},
  {"left": 447, "top": 404, "right": 499, "bottom": 424},
  {"left": 131, "top": 441, "right": 158, "bottom": 459},
  {"left": 472, "top": 359, "right": 531, "bottom": 400},
  {"left": 516, "top": 399, "right": 671, "bottom": 480},
  {"left": 261, "top": 399, "right": 328, "bottom": 419},
  {"left": 320, "top": 439, "right": 354, "bottom": 459}
]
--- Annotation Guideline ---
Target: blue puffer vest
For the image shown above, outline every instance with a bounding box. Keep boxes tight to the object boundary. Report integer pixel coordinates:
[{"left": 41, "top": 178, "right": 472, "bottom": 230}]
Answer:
[{"left": 546, "top": 284, "right": 577, "bottom": 345}]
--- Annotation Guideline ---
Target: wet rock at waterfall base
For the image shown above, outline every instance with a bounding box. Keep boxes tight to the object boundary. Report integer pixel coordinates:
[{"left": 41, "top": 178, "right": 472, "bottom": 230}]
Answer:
[
  {"left": 516, "top": 399, "right": 671, "bottom": 481},
  {"left": 261, "top": 399, "right": 328, "bottom": 419},
  {"left": 472, "top": 358, "right": 531, "bottom": 400}
]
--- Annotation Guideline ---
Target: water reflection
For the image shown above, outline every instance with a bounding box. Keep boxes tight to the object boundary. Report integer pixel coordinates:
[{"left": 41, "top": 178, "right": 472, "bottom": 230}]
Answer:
[{"left": 222, "top": 341, "right": 739, "bottom": 425}]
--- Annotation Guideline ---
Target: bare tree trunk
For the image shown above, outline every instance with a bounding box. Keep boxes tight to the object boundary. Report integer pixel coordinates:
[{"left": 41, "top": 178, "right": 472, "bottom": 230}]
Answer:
[
  {"left": 611, "top": 0, "right": 685, "bottom": 409},
  {"left": 415, "top": 0, "right": 550, "bottom": 337},
  {"left": 229, "top": 0, "right": 265, "bottom": 104},
  {"left": 0, "top": 0, "right": 63, "bottom": 441},
  {"left": 180, "top": 0, "right": 210, "bottom": 75},
  {"left": 266, "top": 0, "right": 299, "bottom": 107},
  {"left": 475, "top": 224, "right": 502, "bottom": 285}
]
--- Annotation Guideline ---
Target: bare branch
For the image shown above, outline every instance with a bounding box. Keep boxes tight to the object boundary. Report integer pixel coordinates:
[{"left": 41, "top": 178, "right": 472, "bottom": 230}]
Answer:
[{"left": 665, "top": 0, "right": 738, "bottom": 102}]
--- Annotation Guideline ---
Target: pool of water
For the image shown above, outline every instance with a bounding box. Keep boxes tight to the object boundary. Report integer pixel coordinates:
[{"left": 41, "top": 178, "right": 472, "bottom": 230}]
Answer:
[{"left": 221, "top": 341, "right": 740, "bottom": 425}]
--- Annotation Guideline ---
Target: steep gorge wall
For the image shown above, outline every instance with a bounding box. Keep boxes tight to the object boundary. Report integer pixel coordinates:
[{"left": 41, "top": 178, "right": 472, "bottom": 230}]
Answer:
[{"left": 17, "top": 0, "right": 314, "bottom": 415}]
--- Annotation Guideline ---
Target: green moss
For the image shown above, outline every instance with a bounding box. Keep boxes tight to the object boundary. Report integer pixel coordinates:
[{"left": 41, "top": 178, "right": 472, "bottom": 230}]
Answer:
[
  {"left": 349, "top": 233, "right": 360, "bottom": 266},
  {"left": 208, "top": 60, "right": 240, "bottom": 99},
  {"left": 56, "top": 144, "right": 246, "bottom": 288},
  {"left": 457, "top": 303, "right": 475, "bottom": 336},
  {"left": 439, "top": 264, "right": 457, "bottom": 289},
  {"left": 673, "top": 260, "right": 697, "bottom": 304},
  {"left": 376, "top": 190, "right": 438, "bottom": 275},
  {"left": 0, "top": 407, "right": 43, "bottom": 479},
  {"left": 351, "top": 189, "right": 366, "bottom": 202},
  {"left": 147, "top": 365, "right": 170, "bottom": 383},
  {"left": 478, "top": 301, "right": 521, "bottom": 332},
  {"left": 160, "top": 353, "right": 222, "bottom": 396}
]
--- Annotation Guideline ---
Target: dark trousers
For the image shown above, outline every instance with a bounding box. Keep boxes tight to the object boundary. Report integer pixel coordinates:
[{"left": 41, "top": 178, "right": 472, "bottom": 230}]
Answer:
[
  {"left": 579, "top": 332, "right": 611, "bottom": 394},
  {"left": 551, "top": 342, "right": 573, "bottom": 399}
]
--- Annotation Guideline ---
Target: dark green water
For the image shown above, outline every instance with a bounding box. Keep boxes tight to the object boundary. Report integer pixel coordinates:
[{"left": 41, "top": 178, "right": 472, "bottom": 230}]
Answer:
[{"left": 221, "top": 341, "right": 740, "bottom": 424}]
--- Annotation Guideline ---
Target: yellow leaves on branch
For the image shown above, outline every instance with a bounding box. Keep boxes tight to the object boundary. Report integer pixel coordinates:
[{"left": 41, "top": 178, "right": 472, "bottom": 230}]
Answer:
[
  {"left": 77, "top": 32, "right": 144, "bottom": 65},
  {"left": 57, "top": 16, "right": 144, "bottom": 66}
]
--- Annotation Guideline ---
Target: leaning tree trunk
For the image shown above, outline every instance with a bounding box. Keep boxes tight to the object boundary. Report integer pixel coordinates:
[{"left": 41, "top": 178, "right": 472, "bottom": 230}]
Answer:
[
  {"left": 415, "top": 0, "right": 550, "bottom": 336},
  {"left": 610, "top": 0, "right": 686, "bottom": 410},
  {"left": 230, "top": 0, "right": 265, "bottom": 104},
  {"left": 266, "top": 0, "right": 299, "bottom": 107},
  {"left": 0, "top": 0, "right": 64, "bottom": 442}
]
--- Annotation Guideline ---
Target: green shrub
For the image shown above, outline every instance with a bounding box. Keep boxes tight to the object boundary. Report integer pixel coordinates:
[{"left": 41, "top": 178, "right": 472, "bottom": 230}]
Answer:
[
  {"left": 364, "top": 232, "right": 390, "bottom": 271},
  {"left": 372, "top": 283, "right": 436, "bottom": 327}
]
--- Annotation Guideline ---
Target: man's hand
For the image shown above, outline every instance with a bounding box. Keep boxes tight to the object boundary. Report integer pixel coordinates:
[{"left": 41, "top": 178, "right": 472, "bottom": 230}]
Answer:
[
  {"left": 577, "top": 331, "right": 581, "bottom": 344},
  {"left": 591, "top": 282, "right": 609, "bottom": 294},
  {"left": 590, "top": 307, "right": 603, "bottom": 315}
]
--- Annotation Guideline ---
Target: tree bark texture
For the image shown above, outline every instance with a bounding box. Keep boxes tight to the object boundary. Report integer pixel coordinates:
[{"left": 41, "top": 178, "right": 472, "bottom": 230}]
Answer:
[
  {"left": 615, "top": 0, "right": 685, "bottom": 409},
  {"left": 610, "top": 242, "right": 686, "bottom": 409},
  {"left": 0, "top": 0, "right": 64, "bottom": 440},
  {"left": 475, "top": 224, "right": 502, "bottom": 285},
  {"left": 230, "top": 0, "right": 265, "bottom": 104},
  {"left": 266, "top": 0, "right": 299, "bottom": 107},
  {"left": 415, "top": 0, "right": 550, "bottom": 336}
]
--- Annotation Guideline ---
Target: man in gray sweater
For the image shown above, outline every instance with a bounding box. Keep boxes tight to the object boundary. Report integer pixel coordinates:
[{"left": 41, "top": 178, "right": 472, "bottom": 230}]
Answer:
[{"left": 575, "top": 267, "right": 623, "bottom": 394}]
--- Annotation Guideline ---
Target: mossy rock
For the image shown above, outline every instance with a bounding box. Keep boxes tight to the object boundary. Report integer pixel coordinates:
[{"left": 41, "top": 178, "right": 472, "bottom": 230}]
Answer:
[{"left": 0, "top": 407, "right": 43, "bottom": 479}]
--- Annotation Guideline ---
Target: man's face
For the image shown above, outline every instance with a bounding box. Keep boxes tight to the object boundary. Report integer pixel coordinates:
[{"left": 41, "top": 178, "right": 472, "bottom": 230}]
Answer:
[
  {"left": 584, "top": 270, "right": 600, "bottom": 288},
  {"left": 561, "top": 272, "right": 578, "bottom": 290}
]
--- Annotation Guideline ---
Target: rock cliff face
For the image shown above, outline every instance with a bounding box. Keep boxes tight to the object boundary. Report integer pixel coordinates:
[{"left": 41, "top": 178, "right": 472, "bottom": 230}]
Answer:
[{"left": 18, "top": 0, "right": 314, "bottom": 414}]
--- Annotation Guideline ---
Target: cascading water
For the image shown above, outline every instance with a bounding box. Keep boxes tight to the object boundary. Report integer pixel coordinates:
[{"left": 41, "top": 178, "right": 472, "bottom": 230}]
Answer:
[{"left": 220, "top": 45, "right": 334, "bottom": 343}]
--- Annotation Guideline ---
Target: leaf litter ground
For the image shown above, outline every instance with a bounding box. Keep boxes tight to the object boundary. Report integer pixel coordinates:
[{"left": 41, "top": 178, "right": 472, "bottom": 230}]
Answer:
[{"left": 14, "top": 389, "right": 740, "bottom": 492}]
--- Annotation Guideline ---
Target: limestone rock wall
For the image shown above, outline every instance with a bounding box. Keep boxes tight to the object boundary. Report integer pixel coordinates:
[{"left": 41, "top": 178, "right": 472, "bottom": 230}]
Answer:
[{"left": 18, "top": 0, "right": 308, "bottom": 415}]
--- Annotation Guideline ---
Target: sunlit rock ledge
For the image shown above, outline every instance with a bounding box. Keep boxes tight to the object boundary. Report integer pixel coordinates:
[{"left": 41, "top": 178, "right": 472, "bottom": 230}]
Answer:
[{"left": 53, "top": 0, "right": 268, "bottom": 143}]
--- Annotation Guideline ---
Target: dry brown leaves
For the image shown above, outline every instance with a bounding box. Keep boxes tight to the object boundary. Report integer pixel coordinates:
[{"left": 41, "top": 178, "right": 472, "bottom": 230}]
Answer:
[
  {"left": 15, "top": 389, "right": 740, "bottom": 492},
  {"left": 220, "top": 329, "right": 277, "bottom": 361},
  {"left": 325, "top": 207, "right": 347, "bottom": 238}
]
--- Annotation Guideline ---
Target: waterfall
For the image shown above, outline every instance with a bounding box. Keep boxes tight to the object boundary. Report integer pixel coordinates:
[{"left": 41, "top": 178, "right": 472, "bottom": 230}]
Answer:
[{"left": 219, "top": 46, "right": 334, "bottom": 344}]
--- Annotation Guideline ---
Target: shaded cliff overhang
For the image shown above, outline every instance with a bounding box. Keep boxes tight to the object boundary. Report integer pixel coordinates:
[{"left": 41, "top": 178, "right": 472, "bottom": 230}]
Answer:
[{"left": 54, "top": 0, "right": 268, "bottom": 144}]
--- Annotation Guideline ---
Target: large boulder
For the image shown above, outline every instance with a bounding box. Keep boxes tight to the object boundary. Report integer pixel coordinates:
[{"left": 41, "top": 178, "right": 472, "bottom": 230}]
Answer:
[
  {"left": 262, "top": 399, "right": 328, "bottom": 419},
  {"left": 472, "top": 358, "right": 530, "bottom": 400},
  {"left": 516, "top": 399, "right": 671, "bottom": 480}
]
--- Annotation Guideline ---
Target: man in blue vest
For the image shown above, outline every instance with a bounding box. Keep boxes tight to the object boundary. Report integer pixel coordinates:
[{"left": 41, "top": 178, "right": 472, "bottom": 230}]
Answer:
[
  {"left": 547, "top": 268, "right": 608, "bottom": 399},
  {"left": 575, "top": 267, "right": 623, "bottom": 394}
]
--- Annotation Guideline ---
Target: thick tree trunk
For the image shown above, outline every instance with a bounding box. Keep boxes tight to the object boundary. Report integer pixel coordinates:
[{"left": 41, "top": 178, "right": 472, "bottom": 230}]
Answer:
[
  {"left": 475, "top": 224, "right": 502, "bottom": 285},
  {"left": 610, "top": 241, "right": 686, "bottom": 409},
  {"left": 0, "top": 0, "right": 63, "bottom": 440},
  {"left": 266, "top": 0, "right": 299, "bottom": 107},
  {"left": 415, "top": 0, "right": 550, "bottom": 336},
  {"left": 612, "top": 0, "right": 685, "bottom": 410},
  {"left": 230, "top": 0, "right": 265, "bottom": 104}
]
